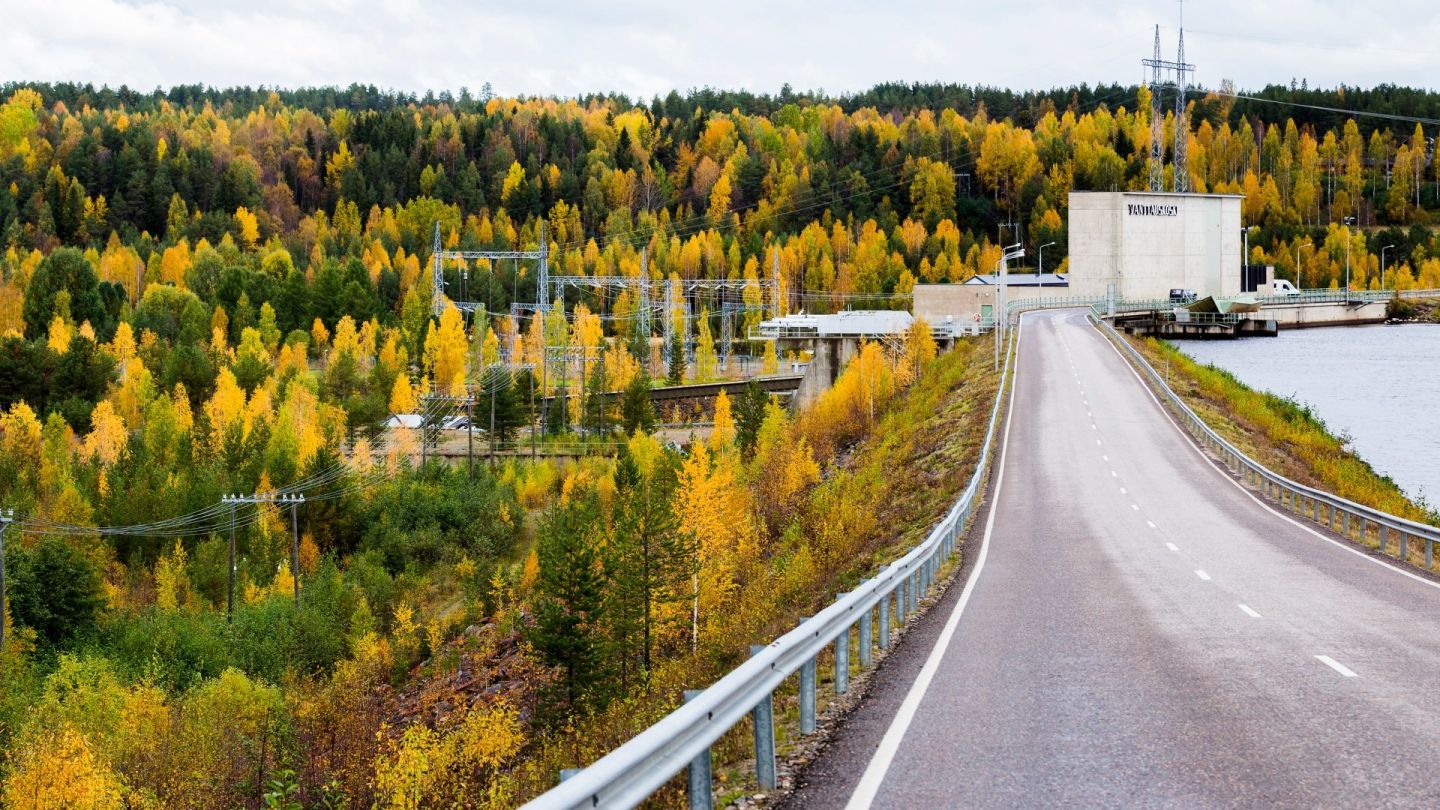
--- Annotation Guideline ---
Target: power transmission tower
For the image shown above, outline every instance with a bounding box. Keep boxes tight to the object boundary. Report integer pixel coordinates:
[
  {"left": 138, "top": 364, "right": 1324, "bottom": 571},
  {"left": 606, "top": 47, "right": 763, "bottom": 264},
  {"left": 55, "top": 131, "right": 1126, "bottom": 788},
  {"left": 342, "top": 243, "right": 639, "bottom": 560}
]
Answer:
[
  {"left": 1141, "top": 22, "right": 1195, "bottom": 193},
  {"left": 1173, "top": 19, "right": 1189, "bottom": 193},
  {"left": 431, "top": 221, "right": 549, "bottom": 318},
  {"left": 1147, "top": 25, "right": 1165, "bottom": 193}
]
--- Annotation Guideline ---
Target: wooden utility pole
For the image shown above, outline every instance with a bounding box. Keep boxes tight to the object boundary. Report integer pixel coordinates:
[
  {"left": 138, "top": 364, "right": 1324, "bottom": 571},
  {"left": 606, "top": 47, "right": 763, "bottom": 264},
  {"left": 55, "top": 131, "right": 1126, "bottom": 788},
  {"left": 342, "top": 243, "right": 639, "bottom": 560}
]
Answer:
[
  {"left": 222, "top": 493, "right": 308, "bottom": 615},
  {"left": 0, "top": 509, "right": 13, "bottom": 650}
]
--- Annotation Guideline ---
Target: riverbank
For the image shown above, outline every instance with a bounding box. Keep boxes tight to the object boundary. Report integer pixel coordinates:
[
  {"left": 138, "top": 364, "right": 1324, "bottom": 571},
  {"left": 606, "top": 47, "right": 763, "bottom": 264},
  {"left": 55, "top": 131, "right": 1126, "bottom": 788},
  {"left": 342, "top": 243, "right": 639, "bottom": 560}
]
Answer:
[
  {"left": 1123, "top": 333, "right": 1437, "bottom": 527},
  {"left": 1387, "top": 296, "right": 1440, "bottom": 323}
]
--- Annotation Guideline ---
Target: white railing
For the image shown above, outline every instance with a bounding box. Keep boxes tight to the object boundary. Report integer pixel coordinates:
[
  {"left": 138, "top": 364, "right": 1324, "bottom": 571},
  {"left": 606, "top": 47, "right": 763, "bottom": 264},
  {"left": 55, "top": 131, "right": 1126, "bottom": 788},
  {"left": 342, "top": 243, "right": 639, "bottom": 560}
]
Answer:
[{"left": 523, "top": 324, "right": 1019, "bottom": 809}]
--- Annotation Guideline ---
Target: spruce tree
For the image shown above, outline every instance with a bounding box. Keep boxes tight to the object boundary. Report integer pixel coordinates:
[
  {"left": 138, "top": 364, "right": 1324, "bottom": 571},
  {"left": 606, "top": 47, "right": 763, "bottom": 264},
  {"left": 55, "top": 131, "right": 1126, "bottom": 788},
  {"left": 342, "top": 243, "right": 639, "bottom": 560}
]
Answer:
[
  {"left": 529, "top": 494, "right": 610, "bottom": 716},
  {"left": 621, "top": 369, "right": 658, "bottom": 435},
  {"left": 736, "top": 380, "right": 770, "bottom": 459},
  {"left": 667, "top": 330, "right": 685, "bottom": 386},
  {"left": 605, "top": 447, "right": 691, "bottom": 684}
]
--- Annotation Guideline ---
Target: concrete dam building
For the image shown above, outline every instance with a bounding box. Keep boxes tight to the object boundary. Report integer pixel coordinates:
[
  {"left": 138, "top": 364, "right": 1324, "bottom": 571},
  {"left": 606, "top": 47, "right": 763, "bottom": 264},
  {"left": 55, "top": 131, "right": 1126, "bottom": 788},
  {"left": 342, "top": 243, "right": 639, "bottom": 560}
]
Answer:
[{"left": 1067, "top": 190, "right": 1244, "bottom": 302}]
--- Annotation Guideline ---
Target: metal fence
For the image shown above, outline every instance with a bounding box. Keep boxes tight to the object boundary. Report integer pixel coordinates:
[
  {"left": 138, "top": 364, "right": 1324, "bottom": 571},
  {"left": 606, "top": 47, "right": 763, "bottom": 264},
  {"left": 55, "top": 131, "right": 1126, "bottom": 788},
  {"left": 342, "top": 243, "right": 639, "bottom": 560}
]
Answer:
[
  {"left": 1090, "top": 313, "right": 1440, "bottom": 568},
  {"left": 522, "top": 320, "right": 1019, "bottom": 809}
]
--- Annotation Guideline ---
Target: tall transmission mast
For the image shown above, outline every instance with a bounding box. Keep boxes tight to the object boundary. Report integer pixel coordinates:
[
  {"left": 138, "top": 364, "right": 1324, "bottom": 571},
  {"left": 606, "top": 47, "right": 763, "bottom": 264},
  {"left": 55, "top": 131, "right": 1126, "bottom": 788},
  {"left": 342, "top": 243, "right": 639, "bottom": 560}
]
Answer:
[
  {"left": 1174, "top": 10, "right": 1189, "bottom": 192},
  {"left": 1141, "top": 19, "right": 1196, "bottom": 193},
  {"left": 1147, "top": 25, "right": 1165, "bottom": 193}
]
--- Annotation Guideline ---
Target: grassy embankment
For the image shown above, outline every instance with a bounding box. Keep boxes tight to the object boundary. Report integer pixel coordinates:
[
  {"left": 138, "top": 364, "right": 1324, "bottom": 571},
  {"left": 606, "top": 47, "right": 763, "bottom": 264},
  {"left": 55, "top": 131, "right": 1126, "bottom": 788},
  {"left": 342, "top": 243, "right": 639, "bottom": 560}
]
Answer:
[
  {"left": 514, "top": 335, "right": 1002, "bottom": 805},
  {"left": 1123, "top": 333, "right": 1438, "bottom": 541},
  {"left": 1386, "top": 296, "right": 1440, "bottom": 323}
]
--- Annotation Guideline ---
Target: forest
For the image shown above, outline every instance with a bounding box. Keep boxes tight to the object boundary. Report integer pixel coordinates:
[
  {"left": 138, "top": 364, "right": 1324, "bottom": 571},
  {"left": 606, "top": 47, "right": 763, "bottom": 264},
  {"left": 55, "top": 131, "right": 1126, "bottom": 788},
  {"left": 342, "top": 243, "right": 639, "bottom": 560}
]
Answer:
[{"left": 2, "top": 78, "right": 1440, "bottom": 807}]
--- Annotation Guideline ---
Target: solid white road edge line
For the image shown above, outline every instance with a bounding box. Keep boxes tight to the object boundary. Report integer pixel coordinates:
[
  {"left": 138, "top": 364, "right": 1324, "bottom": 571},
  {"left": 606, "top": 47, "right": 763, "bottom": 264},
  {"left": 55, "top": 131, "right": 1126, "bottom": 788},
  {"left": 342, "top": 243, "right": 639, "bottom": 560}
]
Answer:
[
  {"left": 843, "top": 315, "right": 1026, "bottom": 810},
  {"left": 1089, "top": 314, "right": 1440, "bottom": 593},
  {"left": 1316, "top": 655, "right": 1358, "bottom": 677}
]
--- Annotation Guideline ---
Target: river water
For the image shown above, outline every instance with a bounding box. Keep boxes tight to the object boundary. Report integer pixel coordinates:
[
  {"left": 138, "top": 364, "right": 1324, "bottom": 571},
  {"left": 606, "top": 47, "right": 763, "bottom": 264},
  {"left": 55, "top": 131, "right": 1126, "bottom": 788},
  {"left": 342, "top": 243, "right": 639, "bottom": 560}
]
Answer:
[{"left": 1178, "top": 324, "right": 1440, "bottom": 507}]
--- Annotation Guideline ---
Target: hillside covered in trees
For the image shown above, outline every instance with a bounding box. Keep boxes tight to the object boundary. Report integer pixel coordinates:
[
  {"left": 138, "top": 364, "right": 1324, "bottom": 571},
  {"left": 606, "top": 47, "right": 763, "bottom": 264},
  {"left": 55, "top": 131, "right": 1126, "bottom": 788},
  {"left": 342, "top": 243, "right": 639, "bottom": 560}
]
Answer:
[{"left": 2, "top": 79, "right": 1440, "bottom": 807}]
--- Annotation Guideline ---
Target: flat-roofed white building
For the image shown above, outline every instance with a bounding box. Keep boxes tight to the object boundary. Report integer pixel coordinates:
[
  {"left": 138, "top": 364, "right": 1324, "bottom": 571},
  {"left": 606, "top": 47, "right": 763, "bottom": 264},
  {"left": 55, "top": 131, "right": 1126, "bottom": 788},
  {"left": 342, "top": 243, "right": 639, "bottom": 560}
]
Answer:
[{"left": 1068, "top": 191, "right": 1243, "bottom": 302}]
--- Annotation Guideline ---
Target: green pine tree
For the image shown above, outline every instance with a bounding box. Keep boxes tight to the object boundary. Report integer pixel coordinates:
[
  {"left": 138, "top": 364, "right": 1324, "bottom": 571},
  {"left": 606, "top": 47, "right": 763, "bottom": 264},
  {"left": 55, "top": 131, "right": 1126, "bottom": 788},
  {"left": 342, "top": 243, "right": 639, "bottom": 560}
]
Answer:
[
  {"left": 735, "top": 380, "right": 770, "bottom": 459},
  {"left": 620, "top": 368, "right": 658, "bottom": 435},
  {"left": 529, "top": 494, "right": 611, "bottom": 716}
]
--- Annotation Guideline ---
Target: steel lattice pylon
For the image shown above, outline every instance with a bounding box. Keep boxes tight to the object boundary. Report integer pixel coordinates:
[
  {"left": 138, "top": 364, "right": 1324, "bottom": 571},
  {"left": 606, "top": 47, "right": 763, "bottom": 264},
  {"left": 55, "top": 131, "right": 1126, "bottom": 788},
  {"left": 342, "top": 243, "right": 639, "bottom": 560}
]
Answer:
[{"left": 1141, "top": 21, "right": 1195, "bottom": 193}]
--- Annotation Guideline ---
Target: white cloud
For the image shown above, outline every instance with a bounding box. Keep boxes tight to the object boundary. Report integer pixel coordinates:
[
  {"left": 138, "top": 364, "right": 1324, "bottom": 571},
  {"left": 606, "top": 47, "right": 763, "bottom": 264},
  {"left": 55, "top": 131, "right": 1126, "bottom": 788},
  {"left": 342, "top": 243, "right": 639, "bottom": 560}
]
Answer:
[{"left": 1, "top": 0, "right": 1436, "bottom": 99}]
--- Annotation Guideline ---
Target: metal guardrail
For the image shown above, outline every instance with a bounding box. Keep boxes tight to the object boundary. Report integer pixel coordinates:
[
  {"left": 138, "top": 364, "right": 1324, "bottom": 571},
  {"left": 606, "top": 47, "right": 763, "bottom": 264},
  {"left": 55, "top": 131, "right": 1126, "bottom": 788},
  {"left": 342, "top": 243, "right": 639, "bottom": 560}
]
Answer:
[
  {"left": 1090, "top": 313, "right": 1440, "bottom": 569},
  {"left": 524, "top": 315, "right": 1019, "bottom": 810}
]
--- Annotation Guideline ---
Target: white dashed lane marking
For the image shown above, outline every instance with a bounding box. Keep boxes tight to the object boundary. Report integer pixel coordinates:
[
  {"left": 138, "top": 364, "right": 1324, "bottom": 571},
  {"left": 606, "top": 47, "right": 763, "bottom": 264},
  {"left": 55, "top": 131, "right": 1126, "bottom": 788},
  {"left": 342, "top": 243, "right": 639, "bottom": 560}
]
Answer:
[
  {"left": 1238, "top": 604, "right": 1261, "bottom": 618},
  {"left": 1316, "top": 655, "right": 1358, "bottom": 678}
]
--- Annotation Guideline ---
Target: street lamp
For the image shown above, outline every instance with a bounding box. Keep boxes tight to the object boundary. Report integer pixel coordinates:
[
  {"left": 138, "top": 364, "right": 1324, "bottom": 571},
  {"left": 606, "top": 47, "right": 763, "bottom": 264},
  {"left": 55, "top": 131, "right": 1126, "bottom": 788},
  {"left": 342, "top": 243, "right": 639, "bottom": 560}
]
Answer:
[
  {"left": 994, "top": 243, "right": 1025, "bottom": 370},
  {"left": 1343, "top": 216, "right": 1356, "bottom": 294},
  {"left": 1295, "top": 242, "right": 1312, "bottom": 291},
  {"left": 1038, "top": 242, "right": 1056, "bottom": 289},
  {"left": 1381, "top": 244, "right": 1396, "bottom": 291}
]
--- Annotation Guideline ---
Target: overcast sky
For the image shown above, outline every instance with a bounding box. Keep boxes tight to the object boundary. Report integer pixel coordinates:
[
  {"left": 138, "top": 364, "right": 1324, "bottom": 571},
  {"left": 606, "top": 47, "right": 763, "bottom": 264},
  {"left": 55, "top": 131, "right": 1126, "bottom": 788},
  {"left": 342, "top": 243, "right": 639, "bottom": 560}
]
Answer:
[{"left": 3, "top": 0, "right": 1436, "bottom": 99}]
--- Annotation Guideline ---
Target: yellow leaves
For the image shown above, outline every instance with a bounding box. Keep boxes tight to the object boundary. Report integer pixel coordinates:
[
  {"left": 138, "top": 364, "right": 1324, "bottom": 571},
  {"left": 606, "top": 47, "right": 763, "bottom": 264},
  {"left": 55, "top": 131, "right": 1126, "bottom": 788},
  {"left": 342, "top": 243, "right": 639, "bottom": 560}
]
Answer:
[
  {"left": 518, "top": 549, "right": 540, "bottom": 594},
  {"left": 109, "top": 321, "right": 136, "bottom": 362},
  {"left": 158, "top": 239, "right": 191, "bottom": 288},
  {"left": 761, "top": 338, "right": 779, "bottom": 374},
  {"left": 751, "top": 402, "right": 821, "bottom": 530},
  {"left": 310, "top": 317, "right": 330, "bottom": 349},
  {"left": 710, "top": 389, "right": 735, "bottom": 452},
  {"left": 372, "top": 700, "right": 525, "bottom": 810},
  {"left": 500, "top": 161, "right": 526, "bottom": 204},
  {"left": 234, "top": 206, "right": 259, "bottom": 249},
  {"left": 326, "top": 139, "right": 355, "bottom": 178},
  {"left": 155, "top": 539, "right": 188, "bottom": 610},
  {"left": 332, "top": 314, "right": 360, "bottom": 360},
  {"left": 83, "top": 400, "right": 127, "bottom": 465},
  {"left": 480, "top": 327, "right": 500, "bottom": 368},
  {"left": 707, "top": 172, "right": 733, "bottom": 222},
  {"left": 902, "top": 318, "right": 938, "bottom": 378},
  {"left": 694, "top": 308, "right": 717, "bottom": 381},
  {"left": 2, "top": 723, "right": 124, "bottom": 810},
  {"left": 202, "top": 367, "right": 247, "bottom": 450},
  {"left": 46, "top": 314, "right": 72, "bottom": 352},
  {"left": 390, "top": 372, "right": 418, "bottom": 414},
  {"left": 426, "top": 304, "right": 468, "bottom": 396}
]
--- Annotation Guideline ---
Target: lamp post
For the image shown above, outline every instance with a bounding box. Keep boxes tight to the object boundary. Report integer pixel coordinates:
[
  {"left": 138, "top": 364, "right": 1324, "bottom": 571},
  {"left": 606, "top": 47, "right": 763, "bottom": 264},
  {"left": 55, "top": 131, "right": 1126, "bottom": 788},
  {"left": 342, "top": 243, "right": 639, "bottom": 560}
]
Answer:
[
  {"left": 1295, "top": 242, "right": 1312, "bottom": 291},
  {"left": 994, "top": 244, "right": 1025, "bottom": 371},
  {"left": 1381, "top": 244, "right": 1396, "bottom": 291},
  {"left": 1038, "top": 242, "right": 1055, "bottom": 289}
]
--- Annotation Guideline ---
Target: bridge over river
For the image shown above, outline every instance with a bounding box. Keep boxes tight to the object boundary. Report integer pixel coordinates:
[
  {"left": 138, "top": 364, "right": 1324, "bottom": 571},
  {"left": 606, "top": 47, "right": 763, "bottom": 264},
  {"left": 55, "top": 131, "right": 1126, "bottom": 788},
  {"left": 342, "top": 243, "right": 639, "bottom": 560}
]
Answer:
[{"left": 530, "top": 308, "right": 1440, "bottom": 809}]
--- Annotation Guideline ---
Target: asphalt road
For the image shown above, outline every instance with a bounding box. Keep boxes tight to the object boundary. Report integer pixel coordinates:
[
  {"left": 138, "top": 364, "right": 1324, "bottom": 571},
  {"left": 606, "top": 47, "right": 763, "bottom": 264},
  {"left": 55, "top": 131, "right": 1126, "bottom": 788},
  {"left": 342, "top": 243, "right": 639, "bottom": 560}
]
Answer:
[{"left": 785, "top": 309, "right": 1440, "bottom": 809}]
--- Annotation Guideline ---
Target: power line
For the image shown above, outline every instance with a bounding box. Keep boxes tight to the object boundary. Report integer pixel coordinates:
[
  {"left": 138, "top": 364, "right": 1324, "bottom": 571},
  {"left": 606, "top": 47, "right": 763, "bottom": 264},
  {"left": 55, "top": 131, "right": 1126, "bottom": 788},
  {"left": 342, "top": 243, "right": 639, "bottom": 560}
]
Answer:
[{"left": 1227, "top": 92, "right": 1440, "bottom": 127}]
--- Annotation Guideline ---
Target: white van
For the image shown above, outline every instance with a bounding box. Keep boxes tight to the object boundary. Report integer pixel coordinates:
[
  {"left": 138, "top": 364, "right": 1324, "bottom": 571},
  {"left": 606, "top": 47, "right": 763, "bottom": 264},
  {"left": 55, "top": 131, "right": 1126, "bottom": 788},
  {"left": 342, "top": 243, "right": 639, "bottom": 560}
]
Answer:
[{"left": 1271, "top": 279, "right": 1301, "bottom": 296}]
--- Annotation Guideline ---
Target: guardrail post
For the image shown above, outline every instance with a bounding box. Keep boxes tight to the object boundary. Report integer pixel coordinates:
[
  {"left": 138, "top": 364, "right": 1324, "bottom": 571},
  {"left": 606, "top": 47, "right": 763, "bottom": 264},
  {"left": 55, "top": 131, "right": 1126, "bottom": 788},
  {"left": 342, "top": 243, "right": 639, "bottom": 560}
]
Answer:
[
  {"left": 859, "top": 605, "right": 873, "bottom": 667},
  {"left": 835, "top": 618, "right": 850, "bottom": 696},
  {"left": 1427, "top": 539, "right": 1433, "bottom": 570},
  {"left": 799, "top": 652, "right": 817, "bottom": 735},
  {"left": 749, "top": 645, "right": 777, "bottom": 791},
  {"left": 1313, "top": 499, "right": 1320, "bottom": 522},
  {"left": 878, "top": 590, "right": 891, "bottom": 650},
  {"left": 684, "top": 690, "right": 715, "bottom": 810}
]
